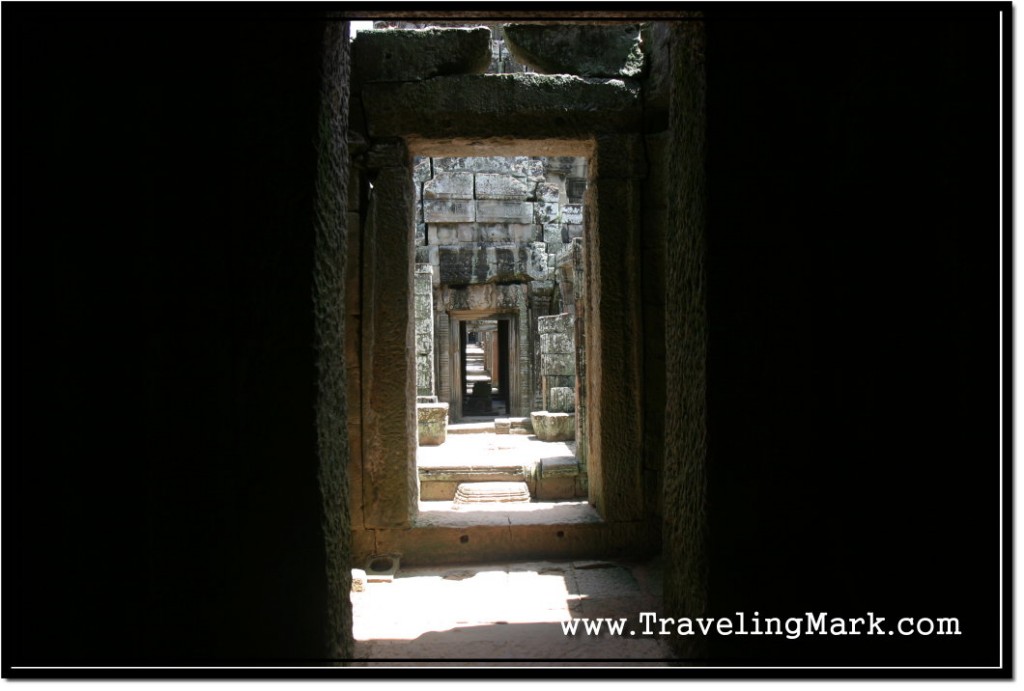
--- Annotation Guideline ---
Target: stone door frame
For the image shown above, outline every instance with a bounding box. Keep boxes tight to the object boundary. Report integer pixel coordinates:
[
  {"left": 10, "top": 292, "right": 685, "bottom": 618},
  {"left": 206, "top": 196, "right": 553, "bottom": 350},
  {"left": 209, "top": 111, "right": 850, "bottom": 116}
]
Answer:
[
  {"left": 357, "top": 73, "right": 648, "bottom": 528},
  {"left": 447, "top": 309, "right": 520, "bottom": 423}
]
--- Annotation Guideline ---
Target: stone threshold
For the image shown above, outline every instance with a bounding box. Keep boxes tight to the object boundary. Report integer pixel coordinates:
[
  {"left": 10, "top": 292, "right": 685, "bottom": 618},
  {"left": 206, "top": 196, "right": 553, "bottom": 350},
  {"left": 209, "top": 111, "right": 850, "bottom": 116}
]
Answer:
[{"left": 414, "top": 500, "right": 602, "bottom": 527}]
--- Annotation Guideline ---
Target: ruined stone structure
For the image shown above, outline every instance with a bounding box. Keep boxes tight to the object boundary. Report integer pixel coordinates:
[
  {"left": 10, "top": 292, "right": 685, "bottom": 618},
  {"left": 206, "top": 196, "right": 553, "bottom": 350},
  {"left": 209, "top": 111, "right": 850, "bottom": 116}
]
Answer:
[
  {"left": 414, "top": 154, "right": 587, "bottom": 421},
  {"left": 346, "top": 21, "right": 664, "bottom": 568},
  {"left": 9, "top": 7, "right": 1001, "bottom": 671}
]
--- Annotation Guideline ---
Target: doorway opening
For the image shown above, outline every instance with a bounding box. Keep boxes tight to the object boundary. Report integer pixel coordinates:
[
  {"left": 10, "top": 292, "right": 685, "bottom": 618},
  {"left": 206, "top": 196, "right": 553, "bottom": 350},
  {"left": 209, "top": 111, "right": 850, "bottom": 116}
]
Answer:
[{"left": 459, "top": 317, "right": 511, "bottom": 419}]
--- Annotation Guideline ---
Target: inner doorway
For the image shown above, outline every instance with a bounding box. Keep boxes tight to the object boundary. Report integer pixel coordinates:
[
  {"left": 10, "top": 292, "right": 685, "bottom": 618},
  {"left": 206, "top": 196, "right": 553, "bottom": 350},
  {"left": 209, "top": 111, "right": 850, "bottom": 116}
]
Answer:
[
  {"left": 460, "top": 318, "right": 511, "bottom": 419},
  {"left": 449, "top": 312, "right": 519, "bottom": 423}
]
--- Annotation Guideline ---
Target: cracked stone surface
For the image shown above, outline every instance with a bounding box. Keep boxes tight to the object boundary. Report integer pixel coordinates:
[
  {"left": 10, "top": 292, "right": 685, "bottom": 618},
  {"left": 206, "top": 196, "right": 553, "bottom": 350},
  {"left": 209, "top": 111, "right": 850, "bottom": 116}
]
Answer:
[{"left": 350, "top": 557, "right": 672, "bottom": 665}]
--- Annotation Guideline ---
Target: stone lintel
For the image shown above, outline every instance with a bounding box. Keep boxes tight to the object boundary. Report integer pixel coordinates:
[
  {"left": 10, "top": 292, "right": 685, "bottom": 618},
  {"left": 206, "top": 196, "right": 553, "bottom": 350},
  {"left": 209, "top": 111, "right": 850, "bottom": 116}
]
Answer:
[
  {"left": 364, "top": 74, "right": 642, "bottom": 140},
  {"left": 352, "top": 27, "right": 492, "bottom": 86}
]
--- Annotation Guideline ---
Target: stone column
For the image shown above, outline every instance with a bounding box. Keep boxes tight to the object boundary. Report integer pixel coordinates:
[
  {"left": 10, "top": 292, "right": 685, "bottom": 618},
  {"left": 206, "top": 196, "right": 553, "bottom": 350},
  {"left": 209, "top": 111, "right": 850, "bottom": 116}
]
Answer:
[
  {"left": 361, "top": 138, "right": 417, "bottom": 528},
  {"left": 414, "top": 264, "right": 435, "bottom": 397}
]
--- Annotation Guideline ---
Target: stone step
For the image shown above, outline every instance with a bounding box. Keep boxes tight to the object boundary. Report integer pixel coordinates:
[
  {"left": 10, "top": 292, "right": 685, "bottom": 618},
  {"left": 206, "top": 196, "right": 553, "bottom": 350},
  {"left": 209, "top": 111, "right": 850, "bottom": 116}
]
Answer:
[
  {"left": 453, "top": 481, "right": 531, "bottom": 507},
  {"left": 447, "top": 421, "right": 495, "bottom": 435},
  {"left": 419, "top": 458, "right": 536, "bottom": 501},
  {"left": 494, "top": 417, "right": 534, "bottom": 435}
]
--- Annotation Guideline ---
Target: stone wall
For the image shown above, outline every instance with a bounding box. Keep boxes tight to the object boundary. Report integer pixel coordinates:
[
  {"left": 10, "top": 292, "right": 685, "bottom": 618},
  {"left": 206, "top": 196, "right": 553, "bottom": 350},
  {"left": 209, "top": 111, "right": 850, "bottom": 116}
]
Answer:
[
  {"left": 413, "top": 154, "right": 587, "bottom": 416},
  {"left": 538, "top": 312, "right": 575, "bottom": 411},
  {"left": 413, "top": 264, "right": 436, "bottom": 397}
]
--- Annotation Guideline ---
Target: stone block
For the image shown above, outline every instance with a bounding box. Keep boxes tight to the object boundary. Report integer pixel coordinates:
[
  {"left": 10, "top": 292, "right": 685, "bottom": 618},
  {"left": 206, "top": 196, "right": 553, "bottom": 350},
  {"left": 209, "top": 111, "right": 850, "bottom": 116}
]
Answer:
[
  {"left": 540, "top": 455, "right": 579, "bottom": 478},
  {"left": 423, "top": 172, "right": 474, "bottom": 200},
  {"left": 535, "top": 200, "right": 559, "bottom": 225},
  {"left": 352, "top": 27, "right": 492, "bottom": 85},
  {"left": 502, "top": 23, "right": 645, "bottom": 78},
  {"left": 541, "top": 332, "right": 574, "bottom": 355},
  {"left": 515, "top": 158, "right": 546, "bottom": 180},
  {"left": 439, "top": 244, "right": 534, "bottom": 285},
  {"left": 475, "top": 173, "right": 531, "bottom": 200},
  {"left": 457, "top": 225, "right": 480, "bottom": 242},
  {"left": 479, "top": 224, "right": 509, "bottom": 242},
  {"left": 508, "top": 223, "right": 540, "bottom": 242},
  {"left": 428, "top": 223, "right": 459, "bottom": 245},
  {"left": 536, "top": 182, "right": 560, "bottom": 203},
  {"left": 549, "top": 386, "right": 575, "bottom": 413},
  {"left": 476, "top": 200, "right": 534, "bottom": 223},
  {"left": 563, "top": 203, "right": 584, "bottom": 225},
  {"left": 419, "top": 480, "right": 460, "bottom": 501},
  {"left": 543, "top": 224, "right": 563, "bottom": 244},
  {"left": 494, "top": 418, "right": 512, "bottom": 434},
  {"left": 423, "top": 199, "right": 475, "bottom": 223},
  {"left": 418, "top": 403, "right": 449, "bottom": 446},
  {"left": 542, "top": 352, "right": 575, "bottom": 376},
  {"left": 538, "top": 313, "right": 573, "bottom": 334},
  {"left": 526, "top": 242, "right": 550, "bottom": 281},
  {"left": 508, "top": 416, "right": 533, "bottom": 433},
  {"left": 415, "top": 245, "right": 438, "bottom": 266},
  {"left": 536, "top": 476, "right": 576, "bottom": 501},
  {"left": 566, "top": 224, "right": 584, "bottom": 240},
  {"left": 413, "top": 156, "right": 432, "bottom": 183},
  {"left": 530, "top": 411, "right": 576, "bottom": 442},
  {"left": 415, "top": 330, "right": 433, "bottom": 352},
  {"left": 415, "top": 357, "right": 433, "bottom": 395},
  {"left": 414, "top": 222, "right": 426, "bottom": 246},
  {"left": 363, "top": 74, "right": 642, "bottom": 140}
]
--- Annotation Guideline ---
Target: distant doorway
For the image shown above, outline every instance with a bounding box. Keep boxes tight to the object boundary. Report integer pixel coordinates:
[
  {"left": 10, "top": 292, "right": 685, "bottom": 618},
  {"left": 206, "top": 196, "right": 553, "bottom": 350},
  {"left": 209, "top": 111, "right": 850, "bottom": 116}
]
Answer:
[{"left": 450, "top": 313, "right": 517, "bottom": 421}]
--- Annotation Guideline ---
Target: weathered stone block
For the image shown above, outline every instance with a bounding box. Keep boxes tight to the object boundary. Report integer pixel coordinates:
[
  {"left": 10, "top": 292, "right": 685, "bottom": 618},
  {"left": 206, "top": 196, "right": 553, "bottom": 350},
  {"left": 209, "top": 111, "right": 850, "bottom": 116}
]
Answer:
[
  {"left": 530, "top": 411, "right": 576, "bottom": 442},
  {"left": 415, "top": 222, "right": 426, "bottom": 246},
  {"left": 439, "top": 244, "right": 537, "bottom": 284},
  {"left": 479, "top": 223, "right": 509, "bottom": 242},
  {"left": 543, "top": 224, "right": 563, "bottom": 244},
  {"left": 539, "top": 313, "right": 574, "bottom": 334},
  {"left": 413, "top": 156, "right": 432, "bottom": 183},
  {"left": 549, "top": 387, "right": 575, "bottom": 413},
  {"left": 363, "top": 74, "right": 642, "bottom": 140},
  {"left": 566, "top": 224, "right": 584, "bottom": 240},
  {"left": 542, "top": 353, "right": 575, "bottom": 376},
  {"left": 541, "top": 332, "right": 574, "bottom": 355},
  {"left": 423, "top": 172, "right": 474, "bottom": 200},
  {"left": 415, "top": 330, "right": 433, "bottom": 352},
  {"left": 527, "top": 242, "right": 550, "bottom": 281},
  {"left": 540, "top": 455, "right": 579, "bottom": 478},
  {"left": 563, "top": 203, "right": 583, "bottom": 225},
  {"left": 434, "top": 156, "right": 514, "bottom": 174},
  {"left": 423, "top": 199, "right": 475, "bottom": 223},
  {"left": 502, "top": 23, "right": 645, "bottom": 78},
  {"left": 419, "top": 480, "right": 461, "bottom": 501},
  {"left": 457, "top": 225, "right": 480, "bottom": 242},
  {"left": 418, "top": 403, "right": 449, "bottom": 446},
  {"left": 416, "top": 357, "right": 434, "bottom": 394},
  {"left": 536, "top": 476, "right": 576, "bottom": 501},
  {"left": 536, "top": 182, "right": 560, "bottom": 203},
  {"left": 508, "top": 223, "right": 540, "bottom": 242},
  {"left": 428, "top": 223, "right": 459, "bottom": 245},
  {"left": 515, "top": 158, "right": 545, "bottom": 179},
  {"left": 475, "top": 173, "right": 531, "bottom": 200},
  {"left": 415, "top": 245, "right": 438, "bottom": 266},
  {"left": 535, "top": 200, "right": 559, "bottom": 225},
  {"left": 352, "top": 27, "right": 492, "bottom": 85},
  {"left": 476, "top": 200, "right": 534, "bottom": 223}
]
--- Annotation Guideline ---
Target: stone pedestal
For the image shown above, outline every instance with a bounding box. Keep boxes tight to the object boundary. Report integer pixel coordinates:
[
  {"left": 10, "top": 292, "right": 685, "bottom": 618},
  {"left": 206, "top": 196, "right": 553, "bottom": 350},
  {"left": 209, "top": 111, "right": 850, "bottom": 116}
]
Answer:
[
  {"left": 417, "top": 402, "right": 449, "bottom": 446},
  {"left": 531, "top": 411, "right": 576, "bottom": 442}
]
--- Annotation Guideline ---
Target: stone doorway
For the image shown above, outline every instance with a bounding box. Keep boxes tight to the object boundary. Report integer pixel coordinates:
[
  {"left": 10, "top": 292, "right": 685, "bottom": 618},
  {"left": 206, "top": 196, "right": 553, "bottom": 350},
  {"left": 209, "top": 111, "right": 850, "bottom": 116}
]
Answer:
[
  {"left": 350, "top": 22, "right": 657, "bottom": 557},
  {"left": 457, "top": 317, "right": 512, "bottom": 419}
]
